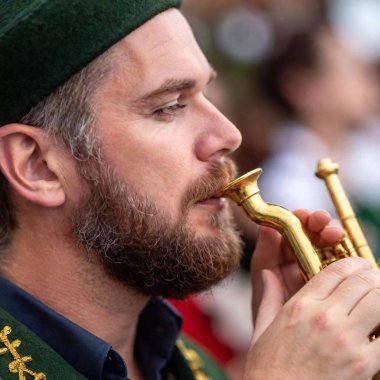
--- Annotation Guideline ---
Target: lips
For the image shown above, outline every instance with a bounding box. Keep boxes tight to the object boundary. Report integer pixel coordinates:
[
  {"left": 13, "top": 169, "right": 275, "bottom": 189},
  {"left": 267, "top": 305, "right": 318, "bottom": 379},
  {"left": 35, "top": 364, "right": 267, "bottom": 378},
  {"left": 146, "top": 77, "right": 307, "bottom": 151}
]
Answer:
[
  {"left": 183, "top": 159, "right": 237, "bottom": 211},
  {"left": 196, "top": 196, "right": 227, "bottom": 211}
]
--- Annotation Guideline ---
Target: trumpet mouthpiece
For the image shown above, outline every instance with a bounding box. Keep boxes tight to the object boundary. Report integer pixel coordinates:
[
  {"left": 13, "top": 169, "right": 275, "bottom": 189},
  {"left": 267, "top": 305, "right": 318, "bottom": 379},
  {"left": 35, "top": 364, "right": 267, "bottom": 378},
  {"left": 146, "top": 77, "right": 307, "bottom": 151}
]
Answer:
[{"left": 218, "top": 168, "right": 262, "bottom": 205}]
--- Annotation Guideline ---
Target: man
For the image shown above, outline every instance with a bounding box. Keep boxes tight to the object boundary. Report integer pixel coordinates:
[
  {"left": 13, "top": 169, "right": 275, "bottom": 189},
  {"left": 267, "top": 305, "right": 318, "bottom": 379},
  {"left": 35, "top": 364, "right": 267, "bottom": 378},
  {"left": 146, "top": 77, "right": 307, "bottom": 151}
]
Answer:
[{"left": 0, "top": 1, "right": 380, "bottom": 380}]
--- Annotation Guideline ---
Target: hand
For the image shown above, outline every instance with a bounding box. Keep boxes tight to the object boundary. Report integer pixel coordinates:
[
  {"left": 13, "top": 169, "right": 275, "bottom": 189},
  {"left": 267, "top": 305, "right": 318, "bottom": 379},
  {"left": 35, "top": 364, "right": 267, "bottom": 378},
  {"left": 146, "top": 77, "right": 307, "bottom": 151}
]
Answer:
[
  {"left": 244, "top": 257, "right": 380, "bottom": 380},
  {"left": 251, "top": 208, "right": 343, "bottom": 340}
]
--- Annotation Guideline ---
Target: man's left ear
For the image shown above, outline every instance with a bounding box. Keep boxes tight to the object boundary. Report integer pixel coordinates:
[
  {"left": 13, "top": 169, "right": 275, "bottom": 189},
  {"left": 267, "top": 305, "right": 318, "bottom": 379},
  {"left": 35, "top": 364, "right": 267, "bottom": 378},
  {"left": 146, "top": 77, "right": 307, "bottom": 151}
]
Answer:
[{"left": 0, "top": 124, "right": 66, "bottom": 207}]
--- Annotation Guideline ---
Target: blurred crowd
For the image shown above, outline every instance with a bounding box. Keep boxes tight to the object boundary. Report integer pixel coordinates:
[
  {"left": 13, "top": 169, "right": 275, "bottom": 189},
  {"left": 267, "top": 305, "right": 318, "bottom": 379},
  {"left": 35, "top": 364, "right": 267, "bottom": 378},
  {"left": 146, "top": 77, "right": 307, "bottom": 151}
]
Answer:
[{"left": 172, "top": 1, "right": 380, "bottom": 378}]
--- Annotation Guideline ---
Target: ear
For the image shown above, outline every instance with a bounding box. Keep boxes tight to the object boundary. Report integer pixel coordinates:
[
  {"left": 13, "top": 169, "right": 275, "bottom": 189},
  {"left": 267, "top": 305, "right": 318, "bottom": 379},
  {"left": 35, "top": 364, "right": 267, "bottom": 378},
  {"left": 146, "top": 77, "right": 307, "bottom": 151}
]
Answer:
[{"left": 0, "top": 124, "right": 66, "bottom": 207}]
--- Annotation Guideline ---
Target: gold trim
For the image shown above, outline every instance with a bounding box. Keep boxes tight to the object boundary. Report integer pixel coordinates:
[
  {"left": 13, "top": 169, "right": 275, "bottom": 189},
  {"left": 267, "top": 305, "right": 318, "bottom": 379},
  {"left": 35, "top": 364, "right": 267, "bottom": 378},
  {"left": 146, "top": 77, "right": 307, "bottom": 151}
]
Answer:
[
  {"left": 0, "top": 326, "right": 46, "bottom": 380},
  {"left": 177, "top": 339, "right": 211, "bottom": 380}
]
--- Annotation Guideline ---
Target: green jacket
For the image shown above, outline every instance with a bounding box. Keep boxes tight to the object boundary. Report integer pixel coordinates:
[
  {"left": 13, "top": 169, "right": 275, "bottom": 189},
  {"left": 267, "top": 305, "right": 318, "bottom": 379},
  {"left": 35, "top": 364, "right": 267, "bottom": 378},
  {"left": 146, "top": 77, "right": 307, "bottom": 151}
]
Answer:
[{"left": 0, "top": 307, "right": 228, "bottom": 380}]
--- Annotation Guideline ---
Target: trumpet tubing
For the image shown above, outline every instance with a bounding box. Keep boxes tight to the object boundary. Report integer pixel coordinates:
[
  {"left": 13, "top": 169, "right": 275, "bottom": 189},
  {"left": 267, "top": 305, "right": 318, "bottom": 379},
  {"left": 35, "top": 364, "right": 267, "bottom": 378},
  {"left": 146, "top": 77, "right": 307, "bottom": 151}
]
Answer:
[
  {"left": 220, "top": 157, "right": 378, "bottom": 280},
  {"left": 316, "top": 158, "right": 377, "bottom": 268},
  {"left": 220, "top": 157, "right": 380, "bottom": 379}
]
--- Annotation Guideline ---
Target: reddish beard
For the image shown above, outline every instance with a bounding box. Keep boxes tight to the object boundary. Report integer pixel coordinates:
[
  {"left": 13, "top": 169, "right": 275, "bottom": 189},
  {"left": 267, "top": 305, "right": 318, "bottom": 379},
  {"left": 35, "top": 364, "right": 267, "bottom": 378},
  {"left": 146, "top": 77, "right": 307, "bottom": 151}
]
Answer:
[{"left": 70, "top": 158, "right": 243, "bottom": 299}]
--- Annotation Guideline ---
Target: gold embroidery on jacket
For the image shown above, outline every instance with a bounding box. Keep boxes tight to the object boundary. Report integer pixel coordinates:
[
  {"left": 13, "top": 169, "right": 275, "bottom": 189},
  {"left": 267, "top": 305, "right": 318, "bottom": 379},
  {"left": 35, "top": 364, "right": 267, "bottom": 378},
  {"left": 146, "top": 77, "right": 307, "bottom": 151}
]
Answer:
[
  {"left": 177, "top": 339, "right": 211, "bottom": 380},
  {"left": 0, "top": 326, "right": 46, "bottom": 380}
]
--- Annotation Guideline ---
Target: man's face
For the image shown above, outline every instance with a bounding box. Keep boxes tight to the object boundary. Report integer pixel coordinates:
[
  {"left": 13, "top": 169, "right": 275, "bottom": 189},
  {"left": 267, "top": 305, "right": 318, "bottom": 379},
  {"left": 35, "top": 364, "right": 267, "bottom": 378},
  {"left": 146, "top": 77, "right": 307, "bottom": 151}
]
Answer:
[
  {"left": 92, "top": 8, "right": 241, "bottom": 237},
  {"left": 69, "top": 9, "right": 243, "bottom": 298}
]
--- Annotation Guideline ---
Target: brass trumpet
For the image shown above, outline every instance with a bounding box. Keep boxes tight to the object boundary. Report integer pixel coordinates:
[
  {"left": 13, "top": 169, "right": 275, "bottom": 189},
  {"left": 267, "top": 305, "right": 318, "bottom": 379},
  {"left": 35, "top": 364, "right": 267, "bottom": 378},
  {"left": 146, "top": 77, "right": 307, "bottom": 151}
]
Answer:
[
  {"left": 220, "top": 158, "right": 380, "bottom": 380},
  {"left": 220, "top": 157, "right": 378, "bottom": 280},
  {"left": 220, "top": 157, "right": 380, "bottom": 379}
]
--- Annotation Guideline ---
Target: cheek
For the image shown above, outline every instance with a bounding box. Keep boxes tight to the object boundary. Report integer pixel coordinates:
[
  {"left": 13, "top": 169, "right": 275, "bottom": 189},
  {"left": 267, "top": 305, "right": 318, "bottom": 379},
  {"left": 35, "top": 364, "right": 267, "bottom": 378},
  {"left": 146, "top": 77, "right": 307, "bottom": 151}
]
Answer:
[{"left": 101, "top": 130, "right": 195, "bottom": 216}]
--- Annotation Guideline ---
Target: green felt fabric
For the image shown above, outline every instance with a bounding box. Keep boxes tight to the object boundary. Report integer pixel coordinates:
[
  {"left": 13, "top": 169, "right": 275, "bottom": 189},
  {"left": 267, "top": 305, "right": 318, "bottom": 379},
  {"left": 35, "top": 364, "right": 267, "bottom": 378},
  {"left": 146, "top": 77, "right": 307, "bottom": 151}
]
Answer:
[
  {"left": 0, "top": 0, "right": 181, "bottom": 125},
  {"left": 0, "top": 307, "right": 86, "bottom": 379}
]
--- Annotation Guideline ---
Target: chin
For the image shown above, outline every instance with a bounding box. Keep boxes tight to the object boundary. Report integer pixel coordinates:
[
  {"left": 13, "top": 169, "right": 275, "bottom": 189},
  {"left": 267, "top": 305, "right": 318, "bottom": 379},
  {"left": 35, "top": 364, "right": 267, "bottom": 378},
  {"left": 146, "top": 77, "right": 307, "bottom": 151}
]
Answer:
[
  {"left": 188, "top": 208, "right": 230, "bottom": 237},
  {"left": 192, "top": 224, "right": 222, "bottom": 238}
]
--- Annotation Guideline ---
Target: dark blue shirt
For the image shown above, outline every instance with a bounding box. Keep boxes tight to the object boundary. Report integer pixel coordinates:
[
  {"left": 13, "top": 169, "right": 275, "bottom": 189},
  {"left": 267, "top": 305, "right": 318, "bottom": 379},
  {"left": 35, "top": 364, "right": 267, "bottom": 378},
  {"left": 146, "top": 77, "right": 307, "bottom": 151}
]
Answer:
[{"left": 0, "top": 276, "right": 181, "bottom": 380}]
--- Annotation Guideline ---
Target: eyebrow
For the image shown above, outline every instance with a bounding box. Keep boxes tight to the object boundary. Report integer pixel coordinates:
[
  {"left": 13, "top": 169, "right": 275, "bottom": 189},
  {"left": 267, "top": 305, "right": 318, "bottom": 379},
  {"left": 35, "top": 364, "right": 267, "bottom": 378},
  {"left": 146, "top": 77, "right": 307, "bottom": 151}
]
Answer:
[{"left": 135, "top": 68, "right": 217, "bottom": 107}]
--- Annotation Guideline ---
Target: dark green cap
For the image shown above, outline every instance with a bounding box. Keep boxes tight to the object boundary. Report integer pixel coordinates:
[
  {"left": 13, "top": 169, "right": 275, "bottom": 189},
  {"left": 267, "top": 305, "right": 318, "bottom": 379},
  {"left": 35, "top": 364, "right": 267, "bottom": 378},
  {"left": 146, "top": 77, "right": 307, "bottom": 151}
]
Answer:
[{"left": 0, "top": 0, "right": 182, "bottom": 125}]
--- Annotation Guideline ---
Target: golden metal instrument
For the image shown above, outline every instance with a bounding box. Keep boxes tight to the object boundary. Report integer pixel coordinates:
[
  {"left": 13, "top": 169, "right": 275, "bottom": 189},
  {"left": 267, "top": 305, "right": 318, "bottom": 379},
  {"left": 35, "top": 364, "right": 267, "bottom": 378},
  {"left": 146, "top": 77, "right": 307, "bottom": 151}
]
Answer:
[
  {"left": 220, "top": 157, "right": 378, "bottom": 279},
  {"left": 315, "top": 158, "right": 377, "bottom": 268},
  {"left": 220, "top": 157, "right": 380, "bottom": 379}
]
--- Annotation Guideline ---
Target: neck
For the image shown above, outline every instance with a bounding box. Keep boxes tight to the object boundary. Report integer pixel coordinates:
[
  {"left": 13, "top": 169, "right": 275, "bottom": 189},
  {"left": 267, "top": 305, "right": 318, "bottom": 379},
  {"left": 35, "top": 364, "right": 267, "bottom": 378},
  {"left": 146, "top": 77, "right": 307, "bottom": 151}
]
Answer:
[{"left": 1, "top": 224, "right": 149, "bottom": 378}]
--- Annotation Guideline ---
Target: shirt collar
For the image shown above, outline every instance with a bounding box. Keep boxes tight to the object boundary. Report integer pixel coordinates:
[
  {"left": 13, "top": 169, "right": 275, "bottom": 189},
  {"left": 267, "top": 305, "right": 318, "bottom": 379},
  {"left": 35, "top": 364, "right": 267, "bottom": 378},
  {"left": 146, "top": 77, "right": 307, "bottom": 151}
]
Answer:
[
  {"left": 136, "top": 297, "right": 182, "bottom": 379},
  {"left": 0, "top": 276, "right": 181, "bottom": 380}
]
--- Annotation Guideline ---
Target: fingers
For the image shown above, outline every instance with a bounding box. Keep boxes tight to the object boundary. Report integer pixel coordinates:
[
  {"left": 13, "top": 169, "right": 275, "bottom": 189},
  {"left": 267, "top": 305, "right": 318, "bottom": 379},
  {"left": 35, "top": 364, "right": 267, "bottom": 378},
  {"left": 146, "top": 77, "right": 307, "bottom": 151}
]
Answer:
[
  {"left": 349, "top": 286, "right": 380, "bottom": 341},
  {"left": 281, "top": 262, "right": 304, "bottom": 295},
  {"left": 293, "top": 208, "right": 344, "bottom": 247},
  {"left": 251, "top": 226, "right": 282, "bottom": 270},
  {"left": 253, "top": 209, "right": 343, "bottom": 272},
  {"left": 319, "top": 221, "right": 343, "bottom": 246},
  {"left": 294, "top": 208, "right": 330, "bottom": 232},
  {"left": 327, "top": 268, "right": 380, "bottom": 316},
  {"left": 298, "top": 256, "right": 372, "bottom": 300},
  {"left": 252, "top": 269, "right": 285, "bottom": 344}
]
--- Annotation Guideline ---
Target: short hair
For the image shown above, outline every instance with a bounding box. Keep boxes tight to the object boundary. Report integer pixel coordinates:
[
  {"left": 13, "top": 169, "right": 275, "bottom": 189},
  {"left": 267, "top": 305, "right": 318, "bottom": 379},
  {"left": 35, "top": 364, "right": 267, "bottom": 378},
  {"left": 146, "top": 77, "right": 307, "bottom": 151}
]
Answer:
[{"left": 0, "top": 52, "right": 111, "bottom": 249}]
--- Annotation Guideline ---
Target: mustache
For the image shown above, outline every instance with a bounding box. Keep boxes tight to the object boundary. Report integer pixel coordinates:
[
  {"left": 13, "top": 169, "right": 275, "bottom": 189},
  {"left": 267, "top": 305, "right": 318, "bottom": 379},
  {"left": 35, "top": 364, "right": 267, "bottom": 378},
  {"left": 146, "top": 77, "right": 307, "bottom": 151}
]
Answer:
[{"left": 181, "top": 158, "right": 238, "bottom": 211}]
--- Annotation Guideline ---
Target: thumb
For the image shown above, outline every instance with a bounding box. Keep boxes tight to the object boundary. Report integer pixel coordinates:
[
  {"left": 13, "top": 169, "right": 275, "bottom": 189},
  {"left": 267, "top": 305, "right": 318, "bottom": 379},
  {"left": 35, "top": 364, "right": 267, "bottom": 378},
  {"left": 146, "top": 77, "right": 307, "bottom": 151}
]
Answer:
[
  {"left": 252, "top": 269, "right": 285, "bottom": 344},
  {"left": 252, "top": 226, "right": 282, "bottom": 270}
]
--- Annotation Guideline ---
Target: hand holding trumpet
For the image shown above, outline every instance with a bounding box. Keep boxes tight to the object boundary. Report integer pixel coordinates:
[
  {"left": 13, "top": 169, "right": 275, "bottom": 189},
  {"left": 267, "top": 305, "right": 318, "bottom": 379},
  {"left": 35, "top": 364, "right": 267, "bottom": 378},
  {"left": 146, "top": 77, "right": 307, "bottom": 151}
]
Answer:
[
  {"left": 245, "top": 211, "right": 380, "bottom": 380},
  {"left": 220, "top": 159, "right": 380, "bottom": 379}
]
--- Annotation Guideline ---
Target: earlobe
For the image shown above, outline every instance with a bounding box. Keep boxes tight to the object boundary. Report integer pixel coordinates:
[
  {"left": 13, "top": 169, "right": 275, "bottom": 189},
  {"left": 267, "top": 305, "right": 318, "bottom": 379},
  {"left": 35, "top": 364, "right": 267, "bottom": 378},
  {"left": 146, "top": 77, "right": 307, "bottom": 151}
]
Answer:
[{"left": 0, "top": 124, "right": 66, "bottom": 207}]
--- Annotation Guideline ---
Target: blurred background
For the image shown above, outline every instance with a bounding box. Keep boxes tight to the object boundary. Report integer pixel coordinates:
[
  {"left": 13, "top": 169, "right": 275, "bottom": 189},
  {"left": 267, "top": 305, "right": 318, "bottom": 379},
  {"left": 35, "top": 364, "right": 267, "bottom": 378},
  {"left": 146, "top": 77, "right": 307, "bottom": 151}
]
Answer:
[{"left": 171, "top": 1, "right": 380, "bottom": 378}]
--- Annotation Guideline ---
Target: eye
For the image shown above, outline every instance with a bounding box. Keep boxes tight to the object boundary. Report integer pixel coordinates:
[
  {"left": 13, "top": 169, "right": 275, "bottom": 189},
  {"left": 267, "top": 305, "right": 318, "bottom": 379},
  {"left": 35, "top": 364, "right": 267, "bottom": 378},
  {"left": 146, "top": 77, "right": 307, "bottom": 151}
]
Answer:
[{"left": 153, "top": 100, "right": 187, "bottom": 120}]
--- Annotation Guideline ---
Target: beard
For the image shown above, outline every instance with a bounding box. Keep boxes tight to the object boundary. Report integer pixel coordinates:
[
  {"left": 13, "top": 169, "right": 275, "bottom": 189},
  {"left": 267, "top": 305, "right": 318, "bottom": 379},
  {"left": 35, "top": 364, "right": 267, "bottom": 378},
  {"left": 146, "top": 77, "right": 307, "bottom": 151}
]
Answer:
[{"left": 70, "top": 158, "right": 243, "bottom": 299}]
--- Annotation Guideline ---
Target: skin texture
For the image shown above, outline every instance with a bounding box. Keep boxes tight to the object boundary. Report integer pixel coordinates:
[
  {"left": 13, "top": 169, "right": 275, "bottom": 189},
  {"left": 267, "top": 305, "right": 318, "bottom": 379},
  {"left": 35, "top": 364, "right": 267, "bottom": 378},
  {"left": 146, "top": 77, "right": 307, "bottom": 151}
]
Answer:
[
  {"left": 247, "top": 211, "right": 380, "bottom": 380},
  {"left": 70, "top": 157, "right": 243, "bottom": 299},
  {"left": 0, "top": 8, "right": 380, "bottom": 380},
  {"left": 91, "top": 10, "right": 241, "bottom": 233}
]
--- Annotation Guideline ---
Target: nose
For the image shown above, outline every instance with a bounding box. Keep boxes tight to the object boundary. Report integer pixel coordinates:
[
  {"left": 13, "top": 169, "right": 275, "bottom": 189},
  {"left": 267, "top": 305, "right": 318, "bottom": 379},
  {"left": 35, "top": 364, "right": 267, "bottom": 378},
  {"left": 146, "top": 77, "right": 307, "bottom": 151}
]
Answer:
[{"left": 195, "top": 102, "right": 242, "bottom": 162}]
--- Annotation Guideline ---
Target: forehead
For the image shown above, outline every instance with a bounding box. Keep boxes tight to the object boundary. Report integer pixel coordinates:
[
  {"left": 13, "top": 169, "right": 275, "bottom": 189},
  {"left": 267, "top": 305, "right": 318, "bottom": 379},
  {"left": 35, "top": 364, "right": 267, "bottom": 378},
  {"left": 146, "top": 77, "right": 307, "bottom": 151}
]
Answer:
[{"left": 110, "top": 9, "right": 210, "bottom": 92}]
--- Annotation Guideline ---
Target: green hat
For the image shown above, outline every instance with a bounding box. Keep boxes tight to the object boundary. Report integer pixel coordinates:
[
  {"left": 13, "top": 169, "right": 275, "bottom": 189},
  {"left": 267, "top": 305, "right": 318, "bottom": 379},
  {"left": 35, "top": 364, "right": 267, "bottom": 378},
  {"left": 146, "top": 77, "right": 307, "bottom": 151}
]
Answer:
[{"left": 0, "top": 0, "right": 181, "bottom": 125}]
